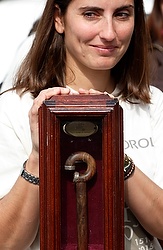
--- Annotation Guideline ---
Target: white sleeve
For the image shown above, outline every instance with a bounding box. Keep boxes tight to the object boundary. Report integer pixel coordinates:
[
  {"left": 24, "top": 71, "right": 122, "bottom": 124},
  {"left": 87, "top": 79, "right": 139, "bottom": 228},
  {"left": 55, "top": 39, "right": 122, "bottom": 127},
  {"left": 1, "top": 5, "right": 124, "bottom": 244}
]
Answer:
[
  {"left": 0, "top": 91, "right": 33, "bottom": 197},
  {"left": 149, "top": 86, "right": 163, "bottom": 187}
]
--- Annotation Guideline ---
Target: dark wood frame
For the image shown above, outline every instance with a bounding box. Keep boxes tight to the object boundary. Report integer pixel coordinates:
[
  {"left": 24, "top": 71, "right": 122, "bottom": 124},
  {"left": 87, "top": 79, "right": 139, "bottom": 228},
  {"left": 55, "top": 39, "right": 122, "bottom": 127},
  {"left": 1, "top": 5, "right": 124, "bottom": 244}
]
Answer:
[{"left": 39, "top": 94, "right": 124, "bottom": 250}]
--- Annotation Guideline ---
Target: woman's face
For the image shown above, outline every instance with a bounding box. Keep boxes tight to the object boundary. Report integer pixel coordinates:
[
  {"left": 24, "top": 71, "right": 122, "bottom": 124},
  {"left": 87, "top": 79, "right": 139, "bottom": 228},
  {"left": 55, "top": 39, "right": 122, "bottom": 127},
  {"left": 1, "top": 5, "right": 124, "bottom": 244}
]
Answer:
[{"left": 55, "top": 0, "right": 135, "bottom": 72}]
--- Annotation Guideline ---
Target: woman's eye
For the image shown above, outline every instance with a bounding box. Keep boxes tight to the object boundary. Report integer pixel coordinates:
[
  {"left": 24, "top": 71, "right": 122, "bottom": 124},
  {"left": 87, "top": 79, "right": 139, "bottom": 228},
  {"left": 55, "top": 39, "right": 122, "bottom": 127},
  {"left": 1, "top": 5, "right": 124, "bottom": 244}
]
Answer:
[
  {"left": 83, "top": 11, "right": 99, "bottom": 19},
  {"left": 115, "top": 12, "right": 130, "bottom": 19}
]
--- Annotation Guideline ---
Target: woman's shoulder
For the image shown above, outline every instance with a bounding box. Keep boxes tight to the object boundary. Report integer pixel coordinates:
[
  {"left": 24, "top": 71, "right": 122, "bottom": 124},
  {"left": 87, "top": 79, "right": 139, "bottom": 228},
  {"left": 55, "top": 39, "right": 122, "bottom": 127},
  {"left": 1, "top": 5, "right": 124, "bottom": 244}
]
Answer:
[
  {"left": 0, "top": 90, "right": 33, "bottom": 107},
  {"left": 149, "top": 86, "right": 163, "bottom": 107},
  {"left": 0, "top": 90, "right": 33, "bottom": 117},
  {"left": 119, "top": 86, "right": 163, "bottom": 115},
  {"left": 147, "top": 86, "right": 163, "bottom": 121}
]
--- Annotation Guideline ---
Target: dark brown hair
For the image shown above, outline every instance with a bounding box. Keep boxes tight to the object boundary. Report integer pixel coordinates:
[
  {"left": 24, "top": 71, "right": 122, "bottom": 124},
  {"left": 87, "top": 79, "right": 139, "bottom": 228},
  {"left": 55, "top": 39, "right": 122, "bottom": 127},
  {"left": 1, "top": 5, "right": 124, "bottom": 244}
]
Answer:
[
  {"left": 147, "top": 0, "right": 163, "bottom": 44},
  {"left": 12, "top": 0, "right": 151, "bottom": 103}
]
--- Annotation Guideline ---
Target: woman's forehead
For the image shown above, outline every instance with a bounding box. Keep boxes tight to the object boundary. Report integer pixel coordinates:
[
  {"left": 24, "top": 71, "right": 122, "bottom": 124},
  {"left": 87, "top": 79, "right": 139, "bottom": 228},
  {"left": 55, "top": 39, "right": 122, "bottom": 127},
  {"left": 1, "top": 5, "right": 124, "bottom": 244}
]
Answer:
[{"left": 67, "top": 0, "right": 135, "bottom": 10}]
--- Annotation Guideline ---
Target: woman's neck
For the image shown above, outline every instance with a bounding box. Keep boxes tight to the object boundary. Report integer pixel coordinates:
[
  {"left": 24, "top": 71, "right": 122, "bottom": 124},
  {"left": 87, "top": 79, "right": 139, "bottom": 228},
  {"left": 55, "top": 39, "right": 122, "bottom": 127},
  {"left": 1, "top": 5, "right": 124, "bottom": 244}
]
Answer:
[{"left": 66, "top": 68, "right": 115, "bottom": 94}]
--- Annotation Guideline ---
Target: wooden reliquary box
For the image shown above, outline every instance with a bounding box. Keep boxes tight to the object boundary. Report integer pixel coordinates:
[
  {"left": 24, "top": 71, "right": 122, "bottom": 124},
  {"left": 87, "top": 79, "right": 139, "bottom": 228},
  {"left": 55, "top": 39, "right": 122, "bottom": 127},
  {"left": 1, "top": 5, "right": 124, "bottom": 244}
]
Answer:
[{"left": 39, "top": 94, "right": 124, "bottom": 250}]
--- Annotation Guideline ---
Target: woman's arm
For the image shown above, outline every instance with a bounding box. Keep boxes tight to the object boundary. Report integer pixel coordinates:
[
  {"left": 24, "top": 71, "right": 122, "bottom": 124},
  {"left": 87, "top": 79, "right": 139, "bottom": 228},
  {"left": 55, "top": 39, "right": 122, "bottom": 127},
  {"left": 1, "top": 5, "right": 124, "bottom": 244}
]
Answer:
[
  {"left": 0, "top": 87, "right": 71, "bottom": 249},
  {"left": 125, "top": 166, "right": 163, "bottom": 240},
  {"left": 0, "top": 154, "right": 39, "bottom": 250}
]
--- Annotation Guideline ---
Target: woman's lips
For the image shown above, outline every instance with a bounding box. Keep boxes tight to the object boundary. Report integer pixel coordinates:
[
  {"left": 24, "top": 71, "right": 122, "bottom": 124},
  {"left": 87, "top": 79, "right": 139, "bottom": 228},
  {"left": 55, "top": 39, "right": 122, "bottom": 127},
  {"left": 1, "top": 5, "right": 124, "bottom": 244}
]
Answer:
[{"left": 91, "top": 44, "right": 118, "bottom": 55}]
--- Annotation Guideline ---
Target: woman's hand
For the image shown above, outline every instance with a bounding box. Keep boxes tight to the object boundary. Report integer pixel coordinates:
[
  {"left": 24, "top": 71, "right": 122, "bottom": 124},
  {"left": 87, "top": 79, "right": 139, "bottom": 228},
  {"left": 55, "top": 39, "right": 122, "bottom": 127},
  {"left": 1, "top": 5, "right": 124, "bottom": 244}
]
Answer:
[
  {"left": 78, "top": 88, "right": 115, "bottom": 98},
  {"left": 28, "top": 87, "right": 71, "bottom": 159},
  {"left": 78, "top": 88, "right": 103, "bottom": 95},
  {"left": 27, "top": 86, "right": 114, "bottom": 172}
]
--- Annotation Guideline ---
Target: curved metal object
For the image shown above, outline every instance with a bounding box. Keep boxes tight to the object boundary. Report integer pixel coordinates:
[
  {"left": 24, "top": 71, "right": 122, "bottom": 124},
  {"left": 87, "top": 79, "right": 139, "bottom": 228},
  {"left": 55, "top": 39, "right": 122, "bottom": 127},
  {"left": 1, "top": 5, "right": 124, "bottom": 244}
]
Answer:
[{"left": 64, "top": 151, "right": 96, "bottom": 250}]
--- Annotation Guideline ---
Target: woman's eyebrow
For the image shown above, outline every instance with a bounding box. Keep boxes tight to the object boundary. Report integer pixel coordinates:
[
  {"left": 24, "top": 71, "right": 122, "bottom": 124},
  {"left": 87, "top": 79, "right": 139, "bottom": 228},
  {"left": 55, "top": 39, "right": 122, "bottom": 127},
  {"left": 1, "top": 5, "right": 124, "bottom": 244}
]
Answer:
[
  {"left": 79, "top": 6, "right": 103, "bottom": 12},
  {"left": 79, "top": 4, "right": 134, "bottom": 12},
  {"left": 116, "top": 4, "right": 135, "bottom": 12}
]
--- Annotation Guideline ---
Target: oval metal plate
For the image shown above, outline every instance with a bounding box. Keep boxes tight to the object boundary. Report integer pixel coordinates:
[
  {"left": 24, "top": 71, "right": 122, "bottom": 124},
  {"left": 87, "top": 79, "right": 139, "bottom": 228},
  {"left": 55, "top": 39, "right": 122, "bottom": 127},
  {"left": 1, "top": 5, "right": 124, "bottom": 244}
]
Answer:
[{"left": 63, "top": 121, "right": 98, "bottom": 137}]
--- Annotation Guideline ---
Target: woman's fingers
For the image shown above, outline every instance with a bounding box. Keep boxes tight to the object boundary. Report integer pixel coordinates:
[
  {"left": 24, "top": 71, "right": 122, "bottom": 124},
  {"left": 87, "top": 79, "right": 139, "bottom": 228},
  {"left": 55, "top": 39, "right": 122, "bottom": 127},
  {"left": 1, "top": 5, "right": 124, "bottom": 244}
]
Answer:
[
  {"left": 78, "top": 88, "right": 90, "bottom": 94},
  {"left": 88, "top": 88, "right": 103, "bottom": 94},
  {"left": 30, "top": 87, "right": 70, "bottom": 116},
  {"left": 78, "top": 88, "right": 103, "bottom": 94},
  {"left": 29, "top": 87, "right": 71, "bottom": 122},
  {"left": 28, "top": 87, "right": 71, "bottom": 153}
]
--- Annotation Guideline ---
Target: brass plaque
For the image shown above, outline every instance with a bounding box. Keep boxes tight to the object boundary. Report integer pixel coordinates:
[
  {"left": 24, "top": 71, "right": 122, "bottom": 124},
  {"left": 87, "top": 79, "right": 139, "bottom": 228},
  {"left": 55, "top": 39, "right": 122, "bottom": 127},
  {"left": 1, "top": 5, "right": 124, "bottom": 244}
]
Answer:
[{"left": 63, "top": 121, "right": 98, "bottom": 137}]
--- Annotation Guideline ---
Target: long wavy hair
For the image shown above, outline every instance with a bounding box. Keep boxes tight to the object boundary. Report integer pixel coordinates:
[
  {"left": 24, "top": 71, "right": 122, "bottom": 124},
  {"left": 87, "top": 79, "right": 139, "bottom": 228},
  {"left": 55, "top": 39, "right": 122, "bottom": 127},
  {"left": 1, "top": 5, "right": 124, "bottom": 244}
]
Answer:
[{"left": 12, "top": 0, "right": 151, "bottom": 103}]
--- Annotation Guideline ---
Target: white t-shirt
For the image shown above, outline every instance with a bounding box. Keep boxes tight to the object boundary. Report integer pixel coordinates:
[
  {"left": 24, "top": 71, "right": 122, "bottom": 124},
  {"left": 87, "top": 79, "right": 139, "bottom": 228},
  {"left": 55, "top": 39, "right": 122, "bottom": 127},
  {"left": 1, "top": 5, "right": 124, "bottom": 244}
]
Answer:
[
  {"left": 0, "top": 86, "right": 163, "bottom": 249},
  {"left": 119, "top": 87, "right": 163, "bottom": 250}
]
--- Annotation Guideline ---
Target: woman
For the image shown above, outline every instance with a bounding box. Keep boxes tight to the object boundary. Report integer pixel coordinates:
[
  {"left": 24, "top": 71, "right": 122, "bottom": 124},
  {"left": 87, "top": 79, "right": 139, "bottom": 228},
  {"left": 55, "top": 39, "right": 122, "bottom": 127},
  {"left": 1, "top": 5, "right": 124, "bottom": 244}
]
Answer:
[{"left": 0, "top": 0, "right": 163, "bottom": 249}]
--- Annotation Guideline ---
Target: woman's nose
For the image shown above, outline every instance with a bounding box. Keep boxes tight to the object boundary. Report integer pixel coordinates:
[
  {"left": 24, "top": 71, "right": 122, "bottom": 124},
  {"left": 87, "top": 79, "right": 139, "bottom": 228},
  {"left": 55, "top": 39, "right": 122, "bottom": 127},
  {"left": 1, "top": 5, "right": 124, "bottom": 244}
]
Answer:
[{"left": 99, "top": 19, "right": 116, "bottom": 41}]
